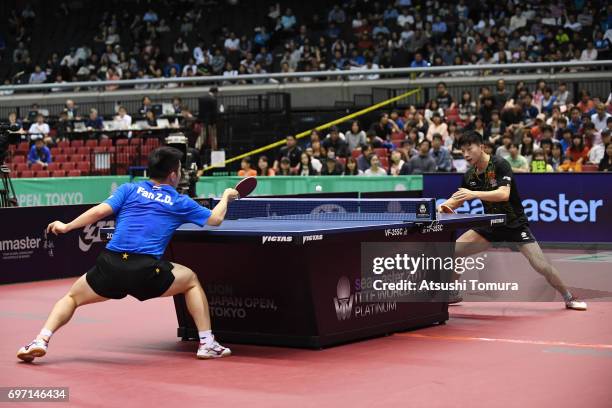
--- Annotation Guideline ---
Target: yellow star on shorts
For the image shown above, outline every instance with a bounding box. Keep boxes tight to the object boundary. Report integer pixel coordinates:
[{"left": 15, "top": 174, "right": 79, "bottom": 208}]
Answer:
[
  {"left": 155, "top": 268, "right": 160, "bottom": 274},
  {"left": 122, "top": 253, "right": 129, "bottom": 260}
]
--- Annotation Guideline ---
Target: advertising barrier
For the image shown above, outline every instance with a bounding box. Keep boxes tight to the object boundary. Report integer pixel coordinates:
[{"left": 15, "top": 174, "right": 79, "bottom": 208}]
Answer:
[
  {"left": 195, "top": 175, "right": 423, "bottom": 197},
  {"left": 12, "top": 176, "right": 129, "bottom": 207},
  {"left": 423, "top": 173, "right": 612, "bottom": 243},
  {"left": 0, "top": 205, "right": 111, "bottom": 284}
]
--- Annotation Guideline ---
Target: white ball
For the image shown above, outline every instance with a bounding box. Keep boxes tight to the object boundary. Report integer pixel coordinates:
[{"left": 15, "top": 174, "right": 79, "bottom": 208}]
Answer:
[{"left": 315, "top": 185, "right": 322, "bottom": 192}]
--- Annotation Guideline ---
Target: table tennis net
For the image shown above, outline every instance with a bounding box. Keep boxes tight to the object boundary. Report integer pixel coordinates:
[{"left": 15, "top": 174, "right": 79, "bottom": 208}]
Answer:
[{"left": 214, "top": 198, "right": 437, "bottom": 222}]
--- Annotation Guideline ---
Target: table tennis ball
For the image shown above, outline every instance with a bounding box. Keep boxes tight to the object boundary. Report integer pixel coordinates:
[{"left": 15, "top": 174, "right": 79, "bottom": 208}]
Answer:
[{"left": 315, "top": 185, "right": 322, "bottom": 192}]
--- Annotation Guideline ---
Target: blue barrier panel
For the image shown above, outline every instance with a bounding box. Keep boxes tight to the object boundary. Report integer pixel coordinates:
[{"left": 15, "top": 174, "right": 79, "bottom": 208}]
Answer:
[{"left": 423, "top": 173, "right": 612, "bottom": 243}]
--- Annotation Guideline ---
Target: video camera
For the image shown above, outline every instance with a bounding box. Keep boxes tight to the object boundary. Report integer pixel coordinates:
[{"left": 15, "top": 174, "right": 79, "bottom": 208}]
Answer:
[{"left": 165, "top": 133, "right": 199, "bottom": 197}]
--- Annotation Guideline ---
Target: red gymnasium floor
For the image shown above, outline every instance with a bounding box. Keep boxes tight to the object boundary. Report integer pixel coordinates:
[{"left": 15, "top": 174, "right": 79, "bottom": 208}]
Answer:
[{"left": 1, "top": 278, "right": 611, "bottom": 408}]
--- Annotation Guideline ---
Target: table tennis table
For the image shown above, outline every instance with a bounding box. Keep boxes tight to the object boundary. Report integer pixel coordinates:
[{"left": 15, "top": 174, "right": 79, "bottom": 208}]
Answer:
[{"left": 159, "top": 198, "right": 506, "bottom": 348}]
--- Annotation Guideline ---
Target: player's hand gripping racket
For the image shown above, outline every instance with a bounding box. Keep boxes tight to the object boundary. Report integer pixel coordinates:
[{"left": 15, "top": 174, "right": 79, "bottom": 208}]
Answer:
[{"left": 234, "top": 176, "right": 257, "bottom": 199}]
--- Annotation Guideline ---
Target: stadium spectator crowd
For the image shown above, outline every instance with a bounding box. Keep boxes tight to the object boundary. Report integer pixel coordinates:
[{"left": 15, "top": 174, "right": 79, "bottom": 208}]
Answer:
[
  {"left": 4, "top": 79, "right": 612, "bottom": 177},
  {"left": 1, "top": 0, "right": 611, "bottom": 91}
]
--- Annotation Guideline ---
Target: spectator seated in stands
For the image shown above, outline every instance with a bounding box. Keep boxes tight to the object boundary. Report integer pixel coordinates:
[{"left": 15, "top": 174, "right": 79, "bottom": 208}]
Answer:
[
  {"left": 297, "top": 152, "right": 318, "bottom": 176},
  {"left": 430, "top": 133, "right": 452, "bottom": 172},
  {"left": 139, "top": 96, "right": 153, "bottom": 117},
  {"left": 364, "top": 155, "right": 387, "bottom": 176},
  {"left": 345, "top": 121, "right": 366, "bottom": 152},
  {"left": 560, "top": 134, "right": 590, "bottom": 172},
  {"left": 589, "top": 130, "right": 610, "bottom": 165},
  {"left": 530, "top": 149, "right": 553, "bottom": 173},
  {"left": 599, "top": 143, "right": 612, "bottom": 172},
  {"left": 27, "top": 114, "right": 51, "bottom": 144},
  {"left": 145, "top": 110, "right": 159, "bottom": 128},
  {"left": 238, "top": 157, "right": 257, "bottom": 177},
  {"left": 64, "top": 99, "right": 80, "bottom": 120},
  {"left": 344, "top": 157, "right": 363, "bottom": 175},
  {"left": 369, "top": 113, "right": 399, "bottom": 142},
  {"left": 591, "top": 103, "right": 611, "bottom": 132},
  {"left": 277, "top": 157, "right": 292, "bottom": 175},
  {"left": 495, "top": 133, "right": 513, "bottom": 159},
  {"left": 85, "top": 108, "right": 104, "bottom": 132},
  {"left": 28, "top": 139, "right": 52, "bottom": 168},
  {"left": 357, "top": 144, "right": 373, "bottom": 172},
  {"left": 426, "top": 112, "right": 448, "bottom": 141},
  {"left": 322, "top": 126, "right": 349, "bottom": 158},
  {"left": 406, "top": 140, "right": 437, "bottom": 174},
  {"left": 114, "top": 106, "right": 132, "bottom": 129},
  {"left": 550, "top": 143, "right": 565, "bottom": 172},
  {"left": 506, "top": 143, "right": 529, "bottom": 173},
  {"left": 257, "top": 156, "right": 275, "bottom": 176},
  {"left": 274, "top": 135, "right": 302, "bottom": 171},
  {"left": 388, "top": 150, "right": 407, "bottom": 176},
  {"left": 321, "top": 156, "right": 343, "bottom": 175}
]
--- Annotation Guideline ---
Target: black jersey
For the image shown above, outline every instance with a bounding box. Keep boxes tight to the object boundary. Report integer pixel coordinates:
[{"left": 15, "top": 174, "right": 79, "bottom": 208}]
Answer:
[{"left": 461, "top": 154, "right": 528, "bottom": 228}]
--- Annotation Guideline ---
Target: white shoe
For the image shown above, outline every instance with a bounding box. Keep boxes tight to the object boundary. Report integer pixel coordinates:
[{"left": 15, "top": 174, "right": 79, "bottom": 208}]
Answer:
[
  {"left": 17, "top": 339, "right": 48, "bottom": 362},
  {"left": 197, "top": 340, "right": 231, "bottom": 359},
  {"left": 565, "top": 298, "right": 587, "bottom": 311}
]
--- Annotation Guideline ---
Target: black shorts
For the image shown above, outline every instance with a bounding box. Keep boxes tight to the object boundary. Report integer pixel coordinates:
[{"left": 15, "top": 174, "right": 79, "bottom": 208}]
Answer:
[
  {"left": 86, "top": 249, "right": 175, "bottom": 301},
  {"left": 472, "top": 224, "right": 536, "bottom": 245}
]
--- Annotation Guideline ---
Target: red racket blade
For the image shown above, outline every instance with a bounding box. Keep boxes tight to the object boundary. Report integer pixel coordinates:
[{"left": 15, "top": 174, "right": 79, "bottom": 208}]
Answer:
[
  {"left": 439, "top": 204, "right": 456, "bottom": 214},
  {"left": 234, "top": 176, "right": 257, "bottom": 198}
]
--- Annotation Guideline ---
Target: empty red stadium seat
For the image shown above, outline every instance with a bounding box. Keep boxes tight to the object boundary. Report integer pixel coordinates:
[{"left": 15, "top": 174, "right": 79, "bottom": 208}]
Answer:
[
  {"left": 77, "top": 146, "right": 91, "bottom": 155},
  {"left": 47, "top": 163, "right": 62, "bottom": 171},
  {"left": 51, "top": 170, "right": 67, "bottom": 177},
  {"left": 71, "top": 140, "right": 84, "bottom": 147},
  {"left": 12, "top": 155, "right": 26, "bottom": 163},
  {"left": 85, "top": 140, "right": 98, "bottom": 148},
  {"left": 58, "top": 141, "right": 70, "bottom": 148},
  {"left": 30, "top": 163, "right": 44, "bottom": 171},
  {"left": 77, "top": 162, "right": 90, "bottom": 174},
  {"left": 336, "top": 157, "right": 347, "bottom": 167},
  {"left": 351, "top": 150, "right": 361, "bottom": 159},
  {"left": 20, "top": 170, "right": 34, "bottom": 178},
  {"left": 17, "top": 142, "right": 30, "bottom": 153},
  {"left": 391, "top": 132, "right": 406, "bottom": 141},
  {"left": 378, "top": 157, "right": 389, "bottom": 169},
  {"left": 374, "top": 148, "right": 388, "bottom": 158},
  {"left": 35, "top": 170, "right": 50, "bottom": 178},
  {"left": 116, "top": 139, "right": 129, "bottom": 146},
  {"left": 61, "top": 162, "right": 77, "bottom": 171},
  {"left": 16, "top": 163, "right": 28, "bottom": 172},
  {"left": 51, "top": 147, "right": 62, "bottom": 156},
  {"left": 54, "top": 154, "right": 68, "bottom": 162},
  {"left": 129, "top": 138, "right": 142, "bottom": 145},
  {"left": 145, "top": 138, "right": 159, "bottom": 147},
  {"left": 63, "top": 147, "right": 76, "bottom": 155},
  {"left": 99, "top": 139, "right": 113, "bottom": 147},
  {"left": 67, "top": 170, "right": 82, "bottom": 177}
]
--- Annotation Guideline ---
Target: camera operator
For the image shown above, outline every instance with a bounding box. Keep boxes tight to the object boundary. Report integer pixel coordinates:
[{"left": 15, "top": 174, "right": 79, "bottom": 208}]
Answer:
[{"left": 184, "top": 146, "right": 203, "bottom": 197}]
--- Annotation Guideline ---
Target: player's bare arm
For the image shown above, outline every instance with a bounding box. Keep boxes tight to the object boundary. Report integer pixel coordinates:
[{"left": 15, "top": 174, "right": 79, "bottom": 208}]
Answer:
[
  {"left": 451, "top": 185, "right": 510, "bottom": 203},
  {"left": 207, "top": 188, "right": 239, "bottom": 226},
  {"left": 47, "top": 203, "right": 114, "bottom": 235}
]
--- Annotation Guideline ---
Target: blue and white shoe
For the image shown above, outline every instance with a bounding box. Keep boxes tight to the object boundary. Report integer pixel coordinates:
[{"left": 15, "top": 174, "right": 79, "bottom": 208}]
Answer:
[
  {"left": 17, "top": 339, "right": 48, "bottom": 362},
  {"left": 197, "top": 339, "right": 231, "bottom": 359},
  {"left": 565, "top": 298, "right": 587, "bottom": 311}
]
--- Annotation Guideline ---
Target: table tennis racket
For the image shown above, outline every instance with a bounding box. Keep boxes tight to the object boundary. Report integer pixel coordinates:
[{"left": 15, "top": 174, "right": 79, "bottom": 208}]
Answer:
[
  {"left": 234, "top": 176, "right": 257, "bottom": 199},
  {"left": 439, "top": 204, "right": 456, "bottom": 214}
]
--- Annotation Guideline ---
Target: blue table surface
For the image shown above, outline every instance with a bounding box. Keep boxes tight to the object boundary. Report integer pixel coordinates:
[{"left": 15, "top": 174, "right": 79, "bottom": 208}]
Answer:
[{"left": 177, "top": 213, "right": 505, "bottom": 235}]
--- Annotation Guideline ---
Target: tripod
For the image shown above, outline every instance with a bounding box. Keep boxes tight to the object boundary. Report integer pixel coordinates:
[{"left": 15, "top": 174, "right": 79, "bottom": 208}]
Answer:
[{"left": 0, "top": 165, "right": 18, "bottom": 207}]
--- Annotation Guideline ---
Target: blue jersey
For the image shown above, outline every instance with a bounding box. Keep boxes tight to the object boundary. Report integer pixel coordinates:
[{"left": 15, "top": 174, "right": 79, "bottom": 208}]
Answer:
[{"left": 104, "top": 181, "right": 211, "bottom": 258}]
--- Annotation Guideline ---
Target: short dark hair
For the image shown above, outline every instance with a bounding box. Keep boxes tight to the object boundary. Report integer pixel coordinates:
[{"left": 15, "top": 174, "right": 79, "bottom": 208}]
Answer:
[
  {"left": 459, "top": 131, "right": 483, "bottom": 147},
  {"left": 148, "top": 146, "right": 183, "bottom": 179},
  {"left": 432, "top": 133, "right": 443, "bottom": 142}
]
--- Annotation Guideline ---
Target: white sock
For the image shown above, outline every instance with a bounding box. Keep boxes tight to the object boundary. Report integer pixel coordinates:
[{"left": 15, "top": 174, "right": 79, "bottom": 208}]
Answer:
[
  {"left": 199, "top": 330, "right": 213, "bottom": 345},
  {"left": 39, "top": 328, "right": 53, "bottom": 342}
]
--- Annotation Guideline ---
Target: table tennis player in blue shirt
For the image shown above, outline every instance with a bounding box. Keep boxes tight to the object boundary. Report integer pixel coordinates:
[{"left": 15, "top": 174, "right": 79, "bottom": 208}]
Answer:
[{"left": 17, "top": 146, "right": 239, "bottom": 362}]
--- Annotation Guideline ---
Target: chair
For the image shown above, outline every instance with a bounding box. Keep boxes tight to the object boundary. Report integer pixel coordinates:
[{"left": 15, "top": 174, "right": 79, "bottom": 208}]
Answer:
[
  {"left": 54, "top": 154, "right": 68, "bottom": 162},
  {"left": 77, "top": 146, "right": 91, "bottom": 155},
  {"left": 51, "top": 147, "right": 63, "bottom": 156},
  {"left": 12, "top": 155, "right": 26, "bottom": 163},
  {"left": 51, "top": 170, "right": 67, "bottom": 177},
  {"left": 61, "top": 162, "right": 77, "bottom": 171},
  {"left": 58, "top": 140, "right": 70, "bottom": 148},
  {"left": 99, "top": 139, "right": 113, "bottom": 147},
  {"left": 129, "top": 137, "right": 143, "bottom": 146},
  {"left": 30, "top": 163, "right": 44, "bottom": 171},
  {"left": 47, "top": 163, "right": 62, "bottom": 171},
  {"left": 71, "top": 140, "right": 84, "bottom": 147},
  {"left": 67, "top": 170, "right": 82, "bottom": 177},
  {"left": 17, "top": 142, "right": 30, "bottom": 153},
  {"left": 35, "top": 170, "right": 50, "bottom": 178},
  {"left": 374, "top": 148, "right": 388, "bottom": 158},
  {"left": 76, "top": 162, "right": 90, "bottom": 174},
  {"left": 20, "top": 170, "right": 34, "bottom": 178},
  {"left": 63, "top": 147, "right": 76, "bottom": 155},
  {"left": 85, "top": 140, "right": 98, "bottom": 148},
  {"left": 351, "top": 150, "right": 361, "bottom": 159},
  {"left": 116, "top": 139, "right": 129, "bottom": 146},
  {"left": 16, "top": 163, "right": 29, "bottom": 172}
]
